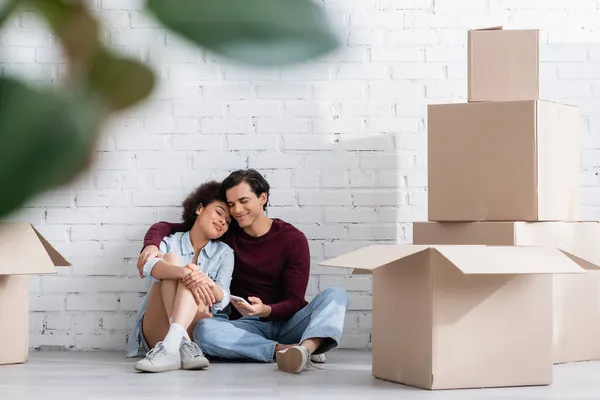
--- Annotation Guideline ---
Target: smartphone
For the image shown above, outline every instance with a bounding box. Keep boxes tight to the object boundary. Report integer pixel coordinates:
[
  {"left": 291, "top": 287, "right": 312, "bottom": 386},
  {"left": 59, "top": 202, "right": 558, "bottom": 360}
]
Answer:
[{"left": 230, "top": 295, "right": 250, "bottom": 304}]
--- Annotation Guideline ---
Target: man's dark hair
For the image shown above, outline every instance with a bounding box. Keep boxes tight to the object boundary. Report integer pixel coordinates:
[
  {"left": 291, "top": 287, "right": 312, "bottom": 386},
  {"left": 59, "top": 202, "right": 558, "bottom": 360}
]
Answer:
[
  {"left": 181, "top": 180, "right": 226, "bottom": 230},
  {"left": 221, "top": 168, "right": 270, "bottom": 211}
]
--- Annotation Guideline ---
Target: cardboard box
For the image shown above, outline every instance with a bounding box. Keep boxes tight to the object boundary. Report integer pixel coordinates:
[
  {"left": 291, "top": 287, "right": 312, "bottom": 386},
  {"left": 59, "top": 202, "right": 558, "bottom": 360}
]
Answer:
[
  {"left": 413, "top": 221, "right": 600, "bottom": 364},
  {"left": 0, "top": 223, "right": 69, "bottom": 365},
  {"left": 428, "top": 100, "right": 580, "bottom": 222},
  {"left": 320, "top": 245, "right": 584, "bottom": 390},
  {"left": 469, "top": 27, "right": 539, "bottom": 102}
]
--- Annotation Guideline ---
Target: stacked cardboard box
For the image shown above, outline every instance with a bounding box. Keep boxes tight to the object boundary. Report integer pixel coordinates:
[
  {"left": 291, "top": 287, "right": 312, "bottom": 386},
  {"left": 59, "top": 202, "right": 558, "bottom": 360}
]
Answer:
[
  {"left": 0, "top": 223, "right": 70, "bottom": 365},
  {"left": 320, "top": 27, "right": 600, "bottom": 390}
]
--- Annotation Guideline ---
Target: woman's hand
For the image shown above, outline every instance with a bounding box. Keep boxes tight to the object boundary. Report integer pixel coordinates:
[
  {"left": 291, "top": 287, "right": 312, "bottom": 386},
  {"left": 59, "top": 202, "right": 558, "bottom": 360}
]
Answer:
[
  {"left": 137, "top": 245, "right": 162, "bottom": 278},
  {"left": 183, "top": 266, "right": 216, "bottom": 305}
]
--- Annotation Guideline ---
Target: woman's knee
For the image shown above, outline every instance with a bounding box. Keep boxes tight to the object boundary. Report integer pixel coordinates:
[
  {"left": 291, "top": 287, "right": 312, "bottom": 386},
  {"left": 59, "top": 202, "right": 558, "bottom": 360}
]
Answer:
[{"left": 162, "top": 251, "right": 181, "bottom": 264}]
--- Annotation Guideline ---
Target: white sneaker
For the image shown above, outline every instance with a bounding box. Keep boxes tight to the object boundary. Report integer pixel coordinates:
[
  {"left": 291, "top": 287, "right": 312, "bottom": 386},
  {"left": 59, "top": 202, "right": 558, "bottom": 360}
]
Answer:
[
  {"left": 276, "top": 346, "right": 312, "bottom": 374},
  {"left": 180, "top": 339, "right": 209, "bottom": 370},
  {"left": 135, "top": 342, "right": 181, "bottom": 373},
  {"left": 310, "top": 353, "right": 326, "bottom": 363}
]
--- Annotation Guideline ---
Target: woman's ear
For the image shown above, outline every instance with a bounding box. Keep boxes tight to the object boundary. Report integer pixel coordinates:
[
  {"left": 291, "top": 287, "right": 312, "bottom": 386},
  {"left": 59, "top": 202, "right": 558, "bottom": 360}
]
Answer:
[{"left": 195, "top": 204, "right": 203, "bottom": 215}]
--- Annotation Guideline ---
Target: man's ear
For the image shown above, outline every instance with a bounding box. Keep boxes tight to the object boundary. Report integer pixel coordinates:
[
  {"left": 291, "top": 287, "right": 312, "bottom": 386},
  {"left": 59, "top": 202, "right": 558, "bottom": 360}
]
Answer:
[{"left": 259, "top": 192, "right": 267, "bottom": 207}]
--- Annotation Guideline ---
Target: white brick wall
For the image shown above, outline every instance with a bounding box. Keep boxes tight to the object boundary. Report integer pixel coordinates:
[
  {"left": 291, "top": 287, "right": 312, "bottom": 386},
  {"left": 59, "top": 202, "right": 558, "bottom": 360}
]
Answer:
[{"left": 2, "top": 0, "right": 600, "bottom": 351}]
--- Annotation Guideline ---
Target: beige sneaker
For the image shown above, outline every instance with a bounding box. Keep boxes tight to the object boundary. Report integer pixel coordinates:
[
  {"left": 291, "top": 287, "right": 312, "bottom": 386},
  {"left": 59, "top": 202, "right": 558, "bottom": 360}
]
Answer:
[
  {"left": 276, "top": 346, "right": 312, "bottom": 374},
  {"left": 310, "top": 353, "right": 326, "bottom": 363},
  {"left": 180, "top": 339, "right": 209, "bottom": 370}
]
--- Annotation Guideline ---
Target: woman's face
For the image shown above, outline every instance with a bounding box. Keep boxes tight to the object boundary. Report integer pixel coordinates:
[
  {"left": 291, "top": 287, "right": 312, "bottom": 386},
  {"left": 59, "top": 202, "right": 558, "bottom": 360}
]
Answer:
[{"left": 195, "top": 200, "right": 231, "bottom": 240}]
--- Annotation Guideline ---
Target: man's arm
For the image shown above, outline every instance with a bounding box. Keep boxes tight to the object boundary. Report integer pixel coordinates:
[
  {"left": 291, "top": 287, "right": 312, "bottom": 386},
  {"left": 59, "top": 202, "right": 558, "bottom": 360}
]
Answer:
[
  {"left": 137, "top": 222, "right": 187, "bottom": 275},
  {"left": 143, "top": 221, "right": 186, "bottom": 249},
  {"left": 264, "top": 230, "right": 310, "bottom": 321}
]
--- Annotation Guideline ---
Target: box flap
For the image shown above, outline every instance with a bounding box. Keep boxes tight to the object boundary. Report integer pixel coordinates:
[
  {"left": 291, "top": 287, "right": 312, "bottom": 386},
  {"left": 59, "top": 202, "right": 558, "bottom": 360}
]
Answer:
[
  {"left": 31, "top": 226, "right": 70, "bottom": 267},
  {"left": 436, "top": 246, "right": 584, "bottom": 275},
  {"left": 470, "top": 26, "right": 503, "bottom": 31},
  {"left": 0, "top": 223, "right": 68, "bottom": 275},
  {"left": 318, "top": 245, "right": 432, "bottom": 274}
]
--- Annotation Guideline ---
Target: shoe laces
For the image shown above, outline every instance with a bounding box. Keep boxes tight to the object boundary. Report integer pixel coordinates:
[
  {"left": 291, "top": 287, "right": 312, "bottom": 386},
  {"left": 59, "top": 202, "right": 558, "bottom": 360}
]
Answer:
[
  {"left": 145, "top": 342, "right": 167, "bottom": 363},
  {"left": 181, "top": 340, "right": 203, "bottom": 359}
]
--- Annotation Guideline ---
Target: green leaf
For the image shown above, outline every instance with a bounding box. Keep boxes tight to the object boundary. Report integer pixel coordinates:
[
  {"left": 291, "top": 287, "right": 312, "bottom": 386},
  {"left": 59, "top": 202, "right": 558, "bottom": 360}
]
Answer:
[
  {"left": 147, "top": 0, "right": 339, "bottom": 66},
  {"left": 88, "top": 48, "right": 155, "bottom": 111},
  {"left": 0, "top": 77, "right": 105, "bottom": 218},
  {"left": 0, "top": 0, "right": 19, "bottom": 28}
]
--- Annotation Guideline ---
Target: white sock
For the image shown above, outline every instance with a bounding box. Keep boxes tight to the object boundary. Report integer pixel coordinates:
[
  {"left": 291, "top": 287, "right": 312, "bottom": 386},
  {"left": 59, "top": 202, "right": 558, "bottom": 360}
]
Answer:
[{"left": 162, "top": 323, "right": 189, "bottom": 354}]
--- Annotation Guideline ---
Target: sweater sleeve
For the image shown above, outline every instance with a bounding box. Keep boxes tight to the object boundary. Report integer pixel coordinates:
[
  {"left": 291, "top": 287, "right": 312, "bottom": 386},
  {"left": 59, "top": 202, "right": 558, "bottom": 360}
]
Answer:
[
  {"left": 265, "top": 230, "right": 310, "bottom": 321},
  {"left": 142, "top": 221, "right": 186, "bottom": 250}
]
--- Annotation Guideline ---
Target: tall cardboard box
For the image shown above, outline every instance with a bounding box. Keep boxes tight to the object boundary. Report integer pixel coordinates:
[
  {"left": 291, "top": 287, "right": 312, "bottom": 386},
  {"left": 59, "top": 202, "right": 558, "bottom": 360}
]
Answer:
[
  {"left": 320, "top": 245, "right": 584, "bottom": 390},
  {"left": 469, "top": 27, "right": 539, "bottom": 102},
  {"left": 0, "top": 223, "right": 69, "bottom": 365},
  {"left": 413, "top": 221, "right": 600, "bottom": 364},
  {"left": 428, "top": 100, "right": 579, "bottom": 222}
]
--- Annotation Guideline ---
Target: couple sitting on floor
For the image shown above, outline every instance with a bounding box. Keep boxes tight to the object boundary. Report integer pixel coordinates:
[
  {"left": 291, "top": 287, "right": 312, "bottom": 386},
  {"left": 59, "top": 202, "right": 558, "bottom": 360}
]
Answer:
[{"left": 126, "top": 168, "right": 349, "bottom": 374}]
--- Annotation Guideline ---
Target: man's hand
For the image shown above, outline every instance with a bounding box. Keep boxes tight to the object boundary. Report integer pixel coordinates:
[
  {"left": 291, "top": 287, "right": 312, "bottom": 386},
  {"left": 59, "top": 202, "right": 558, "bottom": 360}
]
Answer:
[
  {"left": 231, "top": 296, "right": 271, "bottom": 318},
  {"left": 137, "top": 245, "right": 162, "bottom": 278},
  {"left": 183, "top": 266, "right": 216, "bottom": 306}
]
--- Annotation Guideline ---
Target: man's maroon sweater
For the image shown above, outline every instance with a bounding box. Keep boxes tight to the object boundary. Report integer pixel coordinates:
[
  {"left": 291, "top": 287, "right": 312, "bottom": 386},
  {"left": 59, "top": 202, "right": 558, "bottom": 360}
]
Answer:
[{"left": 144, "top": 219, "right": 310, "bottom": 321}]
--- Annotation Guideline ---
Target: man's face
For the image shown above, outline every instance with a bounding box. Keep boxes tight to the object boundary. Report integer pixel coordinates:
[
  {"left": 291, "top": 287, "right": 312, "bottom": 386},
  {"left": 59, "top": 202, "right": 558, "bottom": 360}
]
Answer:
[{"left": 226, "top": 181, "right": 266, "bottom": 228}]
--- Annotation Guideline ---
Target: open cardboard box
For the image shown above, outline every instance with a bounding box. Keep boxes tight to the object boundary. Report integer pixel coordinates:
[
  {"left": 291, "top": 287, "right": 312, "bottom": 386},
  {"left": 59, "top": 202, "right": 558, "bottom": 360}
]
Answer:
[
  {"left": 0, "top": 223, "right": 69, "bottom": 365},
  {"left": 428, "top": 100, "right": 579, "bottom": 222},
  {"left": 469, "top": 26, "right": 539, "bottom": 102},
  {"left": 320, "top": 245, "right": 585, "bottom": 390},
  {"left": 414, "top": 221, "right": 600, "bottom": 364}
]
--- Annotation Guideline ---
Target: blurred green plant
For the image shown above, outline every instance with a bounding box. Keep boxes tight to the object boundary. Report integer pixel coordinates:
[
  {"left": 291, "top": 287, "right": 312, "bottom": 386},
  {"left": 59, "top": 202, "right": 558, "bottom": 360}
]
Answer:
[{"left": 0, "top": 0, "right": 338, "bottom": 218}]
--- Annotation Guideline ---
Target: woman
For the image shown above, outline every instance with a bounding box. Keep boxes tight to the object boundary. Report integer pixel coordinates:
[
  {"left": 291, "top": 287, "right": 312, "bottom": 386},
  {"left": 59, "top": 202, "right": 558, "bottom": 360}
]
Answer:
[{"left": 125, "top": 181, "right": 234, "bottom": 373}]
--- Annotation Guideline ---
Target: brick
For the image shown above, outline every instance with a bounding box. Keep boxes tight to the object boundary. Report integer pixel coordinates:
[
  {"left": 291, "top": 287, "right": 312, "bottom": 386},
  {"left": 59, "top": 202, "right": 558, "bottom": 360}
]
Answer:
[
  {"left": 324, "top": 240, "right": 378, "bottom": 258},
  {"left": 312, "top": 118, "right": 363, "bottom": 134},
  {"left": 369, "top": 81, "right": 422, "bottom": 99},
  {"left": 348, "top": 224, "right": 398, "bottom": 240},
  {"left": 171, "top": 134, "right": 224, "bottom": 151},
  {"left": 116, "top": 135, "right": 166, "bottom": 151},
  {"left": 0, "top": 47, "right": 36, "bottom": 62},
  {"left": 66, "top": 294, "right": 119, "bottom": 311},
  {"left": 324, "top": 207, "right": 377, "bottom": 223},
  {"left": 353, "top": 190, "right": 405, "bottom": 206},
  {"left": 321, "top": 170, "right": 349, "bottom": 188},
  {"left": 202, "top": 83, "right": 252, "bottom": 99},
  {"left": 136, "top": 152, "right": 190, "bottom": 170},
  {"left": 260, "top": 170, "right": 292, "bottom": 188},
  {"left": 268, "top": 190, "right": 296, "bottom": 206},
  {"left": 393, "top": 63, "right": 445, "bottom": 79},
  {"left": 101, "top": 0, "right": 143, "bottom": 9},
  {"left": 283, "top": 134, "right": 334, "bottom": 151},
  {"left": 366, "top": 117, "right": 419, "bottom": 133},
  {"left": 132, "top": 191, "right": 183, "bottom": 206},
  {"left": 193, "top": 153, "right": 247, "bottom": 170},
  {"left": 313, "top": 82, "right": 365, "bottom": 99},
  {"left": 297, "top": 225, "right": 346, "bottom": 240},
  {"left": 349, "top": 293, "right": 373, "bottom": 310},
  {"left": 335, "top": 64, "right": 388, "bottom": 80},
  {"left": 0, "top": 29, "right": 49, "bottom": 46},
  {"left": 386, "top": 30, "right": 438, "bottom": 45},
  {"left": 119, "top": 293, "right": 146, "bottom": 311},
  {"left": 110, "top": 29, "right": 165, "bottom": 47},
  {"left": 339, "top": 333, "right": 370, "bottom": 349},
  {"left": 227, "top": 135, "right": 279, "bottom": 150},
  {"left": 30, "top": 295, "right": 64, "bottom": 312},
  {"left": 250, "top": 154, "right": 304, "bottom": 169},
  {"left": 256, "top": 83, "right": 310, "bottom": 99},
  {"left": 256, "top": 118, "right": 310, "bottom": 134},
  {"left": 202, "top": 118, "right": 252, "bottom": 134},
  {"left": 298, "top": 190, "right": 353, "bottom": 206},
  {"left": 371, "top": 47, "right": 425, "bottom": 62},
  {"left": 341, "top": 101, "right": 394, "bottom": 116},
  {"left": 173, "top": 101, "right": 226, "bottom": 117},
  {"left": 45, "top": 313, "right": 72, "bottom": 330},
  {"left": 294, "top": 170, "right": 321, "bottom": 188},
  {"left": 268, "top": 207, "right": 322, "bottom": 223},
  {"left": 559, "top": 63, "right": 600, "bottom": 79},
  {"left": 76, "top": 192, "right": 131, "bottom": 207},
  {"left": 378, "top": 206, "right": 427, "bottom": 222},
  {"left": 304, "top": 154, "right": 358, "bottom": 169}
]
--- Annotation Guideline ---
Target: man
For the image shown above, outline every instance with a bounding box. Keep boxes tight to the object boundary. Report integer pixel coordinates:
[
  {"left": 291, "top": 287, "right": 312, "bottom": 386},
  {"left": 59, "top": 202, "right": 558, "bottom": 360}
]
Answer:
[{"left": 138, "top": 168, "right": 349, "bottom": 373}]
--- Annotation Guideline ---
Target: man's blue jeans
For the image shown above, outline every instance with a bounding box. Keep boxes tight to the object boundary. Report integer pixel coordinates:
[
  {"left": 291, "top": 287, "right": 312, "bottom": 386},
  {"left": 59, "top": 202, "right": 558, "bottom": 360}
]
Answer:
[{"left": 193, "top": 287, "right": 349, "bottom": 362}]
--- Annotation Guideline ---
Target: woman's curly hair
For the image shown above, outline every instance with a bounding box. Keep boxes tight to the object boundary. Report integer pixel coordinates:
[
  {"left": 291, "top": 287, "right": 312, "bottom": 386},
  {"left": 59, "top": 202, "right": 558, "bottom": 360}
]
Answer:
[{"left": 181, "top": 180, "right": 226, "bottom": 230}]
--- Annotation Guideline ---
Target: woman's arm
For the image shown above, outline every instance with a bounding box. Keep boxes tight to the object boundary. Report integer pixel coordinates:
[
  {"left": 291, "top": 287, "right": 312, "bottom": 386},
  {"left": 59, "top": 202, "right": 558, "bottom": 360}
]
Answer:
[{"left": 148, "top": 260, "right": 189, "bottom": 281}]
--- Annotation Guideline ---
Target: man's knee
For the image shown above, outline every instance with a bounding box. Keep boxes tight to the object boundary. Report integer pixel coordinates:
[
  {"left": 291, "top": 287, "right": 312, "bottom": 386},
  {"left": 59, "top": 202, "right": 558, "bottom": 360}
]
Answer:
[
  {"left": 193, "top": 318, "right": 223, "bottom": 345},
  {"left": 162, "top": 251, "right": 181, "bottom": 264},
  {"left": 320, "top": 287, "right": 349, "bottom": 308}
]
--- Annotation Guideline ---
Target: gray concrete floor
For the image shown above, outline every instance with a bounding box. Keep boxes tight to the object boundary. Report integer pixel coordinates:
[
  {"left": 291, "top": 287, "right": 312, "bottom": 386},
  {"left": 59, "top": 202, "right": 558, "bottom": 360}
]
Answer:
[{"left": 1, "top": 350, "right": 600, "bottom": 399}]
